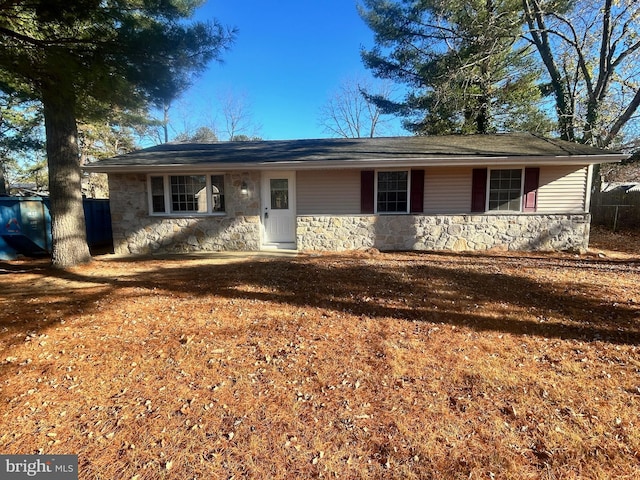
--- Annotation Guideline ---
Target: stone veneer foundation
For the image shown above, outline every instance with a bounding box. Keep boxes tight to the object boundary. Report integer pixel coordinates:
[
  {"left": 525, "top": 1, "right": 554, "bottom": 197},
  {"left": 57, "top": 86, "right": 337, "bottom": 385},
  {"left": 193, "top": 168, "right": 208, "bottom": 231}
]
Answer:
[
  {"left": 296, "top": 214, "right": 591, "bottom": 252},
  {"left": 108, "top": 172, "right": 262, "bottom": 255}
]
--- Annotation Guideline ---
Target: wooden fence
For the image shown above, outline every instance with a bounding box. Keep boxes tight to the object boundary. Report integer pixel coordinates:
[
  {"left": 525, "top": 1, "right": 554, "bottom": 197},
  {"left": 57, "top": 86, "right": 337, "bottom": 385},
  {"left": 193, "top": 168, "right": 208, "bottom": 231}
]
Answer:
[{"left": 591, "top": 187, "right": 640, "bottom": 231}]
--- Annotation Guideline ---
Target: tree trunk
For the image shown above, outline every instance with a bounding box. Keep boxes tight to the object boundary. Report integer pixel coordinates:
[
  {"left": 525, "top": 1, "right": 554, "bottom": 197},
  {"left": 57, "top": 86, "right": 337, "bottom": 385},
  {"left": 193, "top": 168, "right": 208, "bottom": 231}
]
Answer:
[
  {"left": 591, "top": 163, "right": 602, "bottom": 199},
  {"left": 0, "top": 163, "right": 6, "bottom": 195},
  {"left": 163, "top": 101, "right": 169, "bottom": 143},
  {"left": 523, "top": 0, "right": 575, "bottom": 142},
  {"left": 477, "top": 81, "right": 490, "bottom": 134},
  {"left": 42, "top": 82, "right": 92, "bottom": 268},
  {"left": 603, "top": 88, "right": 640, "bottom": 148}
]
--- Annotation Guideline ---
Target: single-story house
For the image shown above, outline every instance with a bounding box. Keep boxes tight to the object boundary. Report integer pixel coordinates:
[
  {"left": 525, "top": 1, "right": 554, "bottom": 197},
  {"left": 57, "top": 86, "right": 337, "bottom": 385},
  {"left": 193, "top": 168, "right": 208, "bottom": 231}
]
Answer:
[{"left": 85, "top": 133, "right": 626, "bottom": 255}]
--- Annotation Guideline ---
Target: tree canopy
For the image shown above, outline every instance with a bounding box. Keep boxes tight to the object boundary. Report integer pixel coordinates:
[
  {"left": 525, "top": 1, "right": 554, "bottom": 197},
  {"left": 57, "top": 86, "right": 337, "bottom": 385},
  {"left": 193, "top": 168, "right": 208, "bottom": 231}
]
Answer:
[
  {"left": 522, "top": 0, "right": 640, "bottom": 147},
  {"left": 0, "top": 90, "right": 43, "bottom": 194},
  {"left": 318, "top": 76, "right": 394, "bottom": 138},
  {"left": 174, "top": 126, "right": 219, "bottom": 143},
  {"left": 359, "top": 0, "right": 640, "bottom": 147},
  {"left": 359, "top": 0, "right": 553, "bottom": 135},
  {"left": 0, "top": 0, "right": 235, "bottom": 267}
]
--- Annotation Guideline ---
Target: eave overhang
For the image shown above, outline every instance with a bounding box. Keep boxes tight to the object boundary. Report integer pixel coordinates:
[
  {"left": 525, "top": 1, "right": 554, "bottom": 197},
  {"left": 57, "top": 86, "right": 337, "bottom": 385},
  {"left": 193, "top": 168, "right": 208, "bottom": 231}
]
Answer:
[{"left": 84, "top": 153, "right": 627, "bottom": 174}]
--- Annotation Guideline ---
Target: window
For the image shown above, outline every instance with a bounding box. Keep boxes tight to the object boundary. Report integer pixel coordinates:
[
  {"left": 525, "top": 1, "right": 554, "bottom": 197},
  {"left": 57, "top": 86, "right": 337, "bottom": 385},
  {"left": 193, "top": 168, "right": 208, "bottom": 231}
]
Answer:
[
  {"left": 377, "top": 170, "right": 409, "bottom": 213},
  {"left": 210, "top": 175, "right": 225, "bottom": 212},
  {"left": 170, "top": 175, "right": 207, "bottom": 213},
  {"left": 471, "top": 167, "right": 539, "bottom": 213},
  {"left": 361, "top": 170, "right": 424, "bottom": 214},
  {"left": 377, "top": 171, "right": 409, "bottom": 213},
  {"left": 150, "top": 176, "right": 166, "bottom": 213},
  {"left": 488, "top": 169, "right": 522, "bottom": 211},
  {"left": 149, "top": 174, "right": 225, "bottom": 215},
  {"left": 270, "top": 178, "right": 289, "bottom": 209}
]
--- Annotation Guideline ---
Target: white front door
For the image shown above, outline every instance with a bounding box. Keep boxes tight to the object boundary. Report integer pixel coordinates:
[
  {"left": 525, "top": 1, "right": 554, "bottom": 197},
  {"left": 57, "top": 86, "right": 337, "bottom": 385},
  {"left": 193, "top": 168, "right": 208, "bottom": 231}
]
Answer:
[{"left": 261, "top": 171, "right": 296, "bottom": 248}]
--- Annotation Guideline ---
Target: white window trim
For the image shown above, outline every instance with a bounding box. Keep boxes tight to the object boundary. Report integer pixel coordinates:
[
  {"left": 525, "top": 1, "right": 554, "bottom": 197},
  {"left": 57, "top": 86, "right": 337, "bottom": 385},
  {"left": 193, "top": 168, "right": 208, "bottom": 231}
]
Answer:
[
  {"left": 147, "top": 174, "right": 227, "bottom": 216},
  {"left": 375, "top": 169, "right": 411, "bottom": 214},
  {"left": 486, "top": 167, "right": 525, "bottom": 213}
]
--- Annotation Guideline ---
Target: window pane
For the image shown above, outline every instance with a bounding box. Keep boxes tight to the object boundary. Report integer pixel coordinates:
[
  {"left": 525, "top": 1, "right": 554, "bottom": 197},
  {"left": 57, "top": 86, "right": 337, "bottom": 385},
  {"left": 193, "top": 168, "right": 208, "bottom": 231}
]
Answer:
[
  {"left": 151, "top": 176, "right": 163, "bottom": 195},
  {"left": 170, "top": 175, "right": 206, "bottom": 213},
  {"left": 488, "top": 169, "right": 521, "bottom": 211},
  {"left": 270, "top": 179, "right": 289, "bottom": 209},
  {"left": 377, "top": 171, "right": 408, "bottom": 213},
  {"left": 150, "top": 176, "right": 165, "bottom": 213},
  {"left": 211, "top": 175, "right": 225, "bottom": 212},
  {"left": 152, "top": 197, "right": 165, "bottom": 213}
]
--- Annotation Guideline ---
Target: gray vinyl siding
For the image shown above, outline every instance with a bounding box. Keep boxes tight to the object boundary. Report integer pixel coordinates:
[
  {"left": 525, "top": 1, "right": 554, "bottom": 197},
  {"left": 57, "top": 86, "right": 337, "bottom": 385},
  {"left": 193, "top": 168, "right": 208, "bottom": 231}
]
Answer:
[
  {"left": 296, "top": 170, "right": 361, "bottom": 215},
  {"left": 423, "top": 167, "right": 473, "bottom": 214},
  {"left": 537, "top": 166, "right": 588, "bottom": 213}
]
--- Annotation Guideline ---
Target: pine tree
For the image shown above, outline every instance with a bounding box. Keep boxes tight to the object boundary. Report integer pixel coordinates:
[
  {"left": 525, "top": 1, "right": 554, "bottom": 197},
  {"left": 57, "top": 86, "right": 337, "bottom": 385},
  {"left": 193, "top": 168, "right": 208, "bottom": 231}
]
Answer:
[
  {"left": 0, "top": 0, "right": 235, "bottom": 267},
  {"left": 359, "top": 0, "right": 552, "bottom": 135}
]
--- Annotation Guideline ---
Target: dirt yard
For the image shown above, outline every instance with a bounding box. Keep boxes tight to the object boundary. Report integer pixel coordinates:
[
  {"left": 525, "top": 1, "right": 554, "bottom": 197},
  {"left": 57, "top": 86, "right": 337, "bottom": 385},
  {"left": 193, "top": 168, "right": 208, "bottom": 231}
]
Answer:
[{"left": 1, "top": 227, "right": 639, "bottom": 479}]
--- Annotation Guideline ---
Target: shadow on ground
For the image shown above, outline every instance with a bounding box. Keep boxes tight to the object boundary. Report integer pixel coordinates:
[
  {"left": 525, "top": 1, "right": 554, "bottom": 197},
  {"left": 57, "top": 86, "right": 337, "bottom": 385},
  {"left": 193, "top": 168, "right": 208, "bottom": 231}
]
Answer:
[{"left": 1, "top": 250, "right": 638, "bottom": 349}]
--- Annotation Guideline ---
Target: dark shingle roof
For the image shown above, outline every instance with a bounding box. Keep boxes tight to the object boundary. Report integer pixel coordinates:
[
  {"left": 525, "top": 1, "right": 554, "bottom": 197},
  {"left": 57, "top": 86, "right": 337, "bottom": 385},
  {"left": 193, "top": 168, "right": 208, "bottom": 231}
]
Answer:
[{"left": 86, "top": 133, "right": 625, "bottom": 171}]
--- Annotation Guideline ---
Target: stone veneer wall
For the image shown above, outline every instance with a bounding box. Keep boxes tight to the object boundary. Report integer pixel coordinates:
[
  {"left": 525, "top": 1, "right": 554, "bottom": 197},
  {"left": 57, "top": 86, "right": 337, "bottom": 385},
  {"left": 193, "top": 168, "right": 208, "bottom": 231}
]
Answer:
[
  {"left": 108, "top": 172, "right": 591, "bottom": 254},
  {"left": 297, "top": 214, "right": 591, "bottom": 252},
  {"left": 108, "top": 172, "right": 262, "bottom": 255}
]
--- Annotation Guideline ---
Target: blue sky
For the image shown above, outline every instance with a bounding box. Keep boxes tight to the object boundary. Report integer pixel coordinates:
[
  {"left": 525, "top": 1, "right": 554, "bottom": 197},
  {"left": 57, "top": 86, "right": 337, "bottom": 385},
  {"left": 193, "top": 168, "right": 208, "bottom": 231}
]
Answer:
[{"left": 170, "top": 0, "right": 403, "bottom": 141}]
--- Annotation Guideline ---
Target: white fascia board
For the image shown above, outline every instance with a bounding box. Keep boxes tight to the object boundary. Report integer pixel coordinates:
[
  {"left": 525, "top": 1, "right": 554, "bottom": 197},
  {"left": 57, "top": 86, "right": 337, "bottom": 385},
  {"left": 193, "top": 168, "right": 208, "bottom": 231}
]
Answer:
[
  {"left": 83, "top": 153, "right": 627, "bottom": 173},
  {"left": 259, "top": 154, "right": 627, "bottom": 169},
  {"left": 585, "top": 164, "right": 594, "bottom": 213}
]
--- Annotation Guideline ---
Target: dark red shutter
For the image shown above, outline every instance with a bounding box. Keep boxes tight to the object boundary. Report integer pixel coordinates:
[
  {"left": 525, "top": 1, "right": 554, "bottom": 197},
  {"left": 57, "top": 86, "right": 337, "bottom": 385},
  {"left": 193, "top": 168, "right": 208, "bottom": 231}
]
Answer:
[
  {"left": 410, "top": 169, "right": 424, "bottom": 213},
  {"left": 361, "top": 170, "right": 375, "bottom": 214},
  {"left": 471, "top": 168, "right": 488, "bottom": 212},
  {"left": 523, "top": 167, "right": 540, "bottom": 212}
]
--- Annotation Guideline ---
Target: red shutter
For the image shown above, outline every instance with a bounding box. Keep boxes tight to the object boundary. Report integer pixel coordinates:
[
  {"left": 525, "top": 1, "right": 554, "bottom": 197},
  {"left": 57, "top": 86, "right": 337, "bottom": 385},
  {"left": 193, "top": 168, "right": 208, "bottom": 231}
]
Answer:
[
  {"left": 523, "top": 167, "right": 540, "bottom": 212},
  {"left": 471, "top": 168, "right": 488, "bottom": 212},
  {"left": 410, "top": 169, "right": 424, "bottom": 213},
  {"left": 361, "top": 170, "right": 375, "bottom": 214}
]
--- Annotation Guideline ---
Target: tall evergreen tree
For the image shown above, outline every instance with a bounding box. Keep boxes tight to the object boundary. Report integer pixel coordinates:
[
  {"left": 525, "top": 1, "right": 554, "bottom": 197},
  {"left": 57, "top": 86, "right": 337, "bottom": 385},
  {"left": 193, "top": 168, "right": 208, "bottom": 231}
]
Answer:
[
  {"left": 359, "top": 0, "right": 552, "bottom": 135},
  {"left": 0, "top": 0, "right": 235, "bottom": 267}
]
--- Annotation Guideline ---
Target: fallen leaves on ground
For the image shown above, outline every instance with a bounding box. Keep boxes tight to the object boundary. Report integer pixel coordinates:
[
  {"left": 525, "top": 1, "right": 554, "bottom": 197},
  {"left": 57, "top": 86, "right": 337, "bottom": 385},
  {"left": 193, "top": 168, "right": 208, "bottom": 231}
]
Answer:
[{"left": 0, "top": 228, "right": 639, "bottom": 479}]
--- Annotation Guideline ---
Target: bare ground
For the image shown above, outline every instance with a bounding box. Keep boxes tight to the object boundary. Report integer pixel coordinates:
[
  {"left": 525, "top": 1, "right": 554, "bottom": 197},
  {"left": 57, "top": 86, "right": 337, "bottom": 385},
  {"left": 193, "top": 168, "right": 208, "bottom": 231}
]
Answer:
[{"left": 0, "top": 227, "right": 639, "bottom": 479}]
